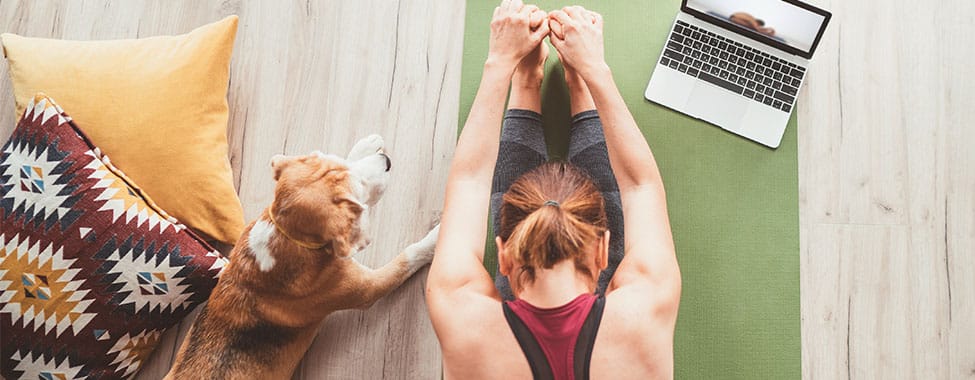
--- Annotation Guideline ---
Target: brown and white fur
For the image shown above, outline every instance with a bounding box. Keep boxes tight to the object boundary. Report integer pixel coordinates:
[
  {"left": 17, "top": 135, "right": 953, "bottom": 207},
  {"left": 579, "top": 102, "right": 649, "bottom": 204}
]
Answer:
[{"left": 166, "top": 135, "right": 439, "bottom": 379}]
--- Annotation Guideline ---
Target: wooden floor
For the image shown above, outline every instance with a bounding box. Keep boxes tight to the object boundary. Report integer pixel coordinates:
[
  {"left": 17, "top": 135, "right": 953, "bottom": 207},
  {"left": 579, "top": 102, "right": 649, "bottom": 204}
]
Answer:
[
  {"left": 1, "top": 0, "right": 972, "bottom": 379},
  {"left": 798, "top": 0, "right": 974, "bottom": 378}
]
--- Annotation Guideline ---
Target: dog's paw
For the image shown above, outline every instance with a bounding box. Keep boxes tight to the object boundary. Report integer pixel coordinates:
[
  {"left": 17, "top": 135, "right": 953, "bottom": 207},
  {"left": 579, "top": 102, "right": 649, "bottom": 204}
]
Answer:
[
  {"left": 406, "top": 224, "right": 440, "bottom": 271},
  {"left": 348, "top": 134, "right": 385, "bottom": 161}
]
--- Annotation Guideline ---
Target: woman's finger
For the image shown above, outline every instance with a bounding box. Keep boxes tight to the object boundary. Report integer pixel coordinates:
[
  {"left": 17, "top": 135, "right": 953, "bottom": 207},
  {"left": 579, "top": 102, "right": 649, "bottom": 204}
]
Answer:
[
  {"left": 530, "top": 16, "right": 551, "bottom": 42},
  {"left": 509, "top": 0, "right": 524, "bottom": 12},
  {"left": 529, "top": 9, "right": 546, "bottom": 29},
  {"left": 563, "top": 5, "right": 584, "bottom": 21},
  {"left": 519, "top": 4, "right": 538, "bottom": 25},
  {"left": 500, "top": 0, "right": 512, "bottom": 12},
  {"left": 550, "top": 28, "right": 566, "bottom": 50},
  {"left": 550, "top": 9, "right": 573, "bottom": 28},
  {"left": 549, "top": 18, "right": 564, "bottom": 40},
  {"left": 576, "top": 6, "right": 592, "bottom": 22}
]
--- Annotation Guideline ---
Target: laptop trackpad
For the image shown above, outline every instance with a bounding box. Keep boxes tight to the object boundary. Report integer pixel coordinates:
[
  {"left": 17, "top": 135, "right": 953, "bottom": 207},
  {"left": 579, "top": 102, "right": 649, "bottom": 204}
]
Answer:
[{"left": 684, "top": 82, "right": 748, "bottom": 129}]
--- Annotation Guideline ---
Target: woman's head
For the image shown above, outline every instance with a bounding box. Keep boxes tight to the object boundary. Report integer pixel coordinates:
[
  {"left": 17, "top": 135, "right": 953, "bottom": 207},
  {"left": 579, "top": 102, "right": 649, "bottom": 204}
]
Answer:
[{"left": 496, "top": 162, "right": 609, "bottom": 293}]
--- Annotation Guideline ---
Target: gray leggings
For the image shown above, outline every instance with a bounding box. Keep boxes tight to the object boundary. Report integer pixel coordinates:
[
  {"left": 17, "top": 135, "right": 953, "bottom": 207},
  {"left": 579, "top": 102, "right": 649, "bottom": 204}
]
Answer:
[{"left": 490, "top": 109, "right": 624, "bottom": 300}]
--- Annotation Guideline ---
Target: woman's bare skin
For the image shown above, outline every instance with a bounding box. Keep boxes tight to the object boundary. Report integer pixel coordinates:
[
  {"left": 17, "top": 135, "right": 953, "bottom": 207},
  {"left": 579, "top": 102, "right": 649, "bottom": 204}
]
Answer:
[{"left": 426, "top": 3, "right": 681, "bottom": 378}]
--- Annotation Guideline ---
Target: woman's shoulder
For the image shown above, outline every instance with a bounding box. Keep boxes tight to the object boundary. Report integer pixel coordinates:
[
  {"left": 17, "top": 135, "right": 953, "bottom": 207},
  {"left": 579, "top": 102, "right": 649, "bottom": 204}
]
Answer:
[
  {"left": 431, "top": 293, "right": 534, "bottom": 379},
  {"left": 428, "top": 290, "right": 506, "bottom": 346},
  {"left": 593, "top": 288, "right": 676, "bottom": 373},
  {"left": 604, "top": 275, "right": 681, "bottom": 319},
  {"left": 591, "top": 293, "right": 677, "bottom": 378}
]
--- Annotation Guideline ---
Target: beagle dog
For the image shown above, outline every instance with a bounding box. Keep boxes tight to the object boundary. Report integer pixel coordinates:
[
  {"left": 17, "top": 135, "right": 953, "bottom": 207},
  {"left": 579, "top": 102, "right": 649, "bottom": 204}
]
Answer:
[{"left": 166, "top": 135, "right": 439, "bottom": 379}]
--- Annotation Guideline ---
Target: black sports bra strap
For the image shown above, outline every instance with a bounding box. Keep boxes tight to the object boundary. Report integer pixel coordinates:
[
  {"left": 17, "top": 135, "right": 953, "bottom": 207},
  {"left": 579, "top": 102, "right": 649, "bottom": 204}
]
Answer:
[
  {"left": 573, "top": 295, "right": 606, "bottom": 380},
  {"left": 502, "top": 302, "right": 555, "bottom": 380}
]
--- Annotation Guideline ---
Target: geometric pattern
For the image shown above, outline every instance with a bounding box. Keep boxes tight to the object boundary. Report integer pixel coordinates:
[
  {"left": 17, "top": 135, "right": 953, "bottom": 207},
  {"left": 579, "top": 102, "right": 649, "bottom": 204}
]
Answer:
[
  {"left": 0, "top": 95, "right": 228, "bottom": 379},
  {"left": 0, "top": 233, "right": 95, "bottom": 338},
  {"left": 138, "top": 272, "right": 168, "bottom": 295},
  {"left": 22, "top": 273, "right": 51, "bottom": 300},
  {"left": 93, "top": 329, "right": 110, "bottom": 341},
  {"left": 107, "top": 330, "right": 162, "bottom": 378},
  {"left": 20, "top": 165, "right": 44, "bottom": 193},
  {"left": 85, "top": 150, "right": 179, "bottom": 234},
  {"left": 0, "top": 100, "right": 82, "bottom": 234},
  {"left": 9, "top": 350, "right": 85, "bottom": 380},
  {"left": 93, "top": 240, "right": 194, "bottom": 314}
]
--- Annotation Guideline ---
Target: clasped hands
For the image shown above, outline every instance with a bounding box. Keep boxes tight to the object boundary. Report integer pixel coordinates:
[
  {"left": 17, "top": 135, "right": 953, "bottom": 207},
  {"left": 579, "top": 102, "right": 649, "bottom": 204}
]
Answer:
[{"left": 487, "top": 0, "right": 607, "bottom": 80}]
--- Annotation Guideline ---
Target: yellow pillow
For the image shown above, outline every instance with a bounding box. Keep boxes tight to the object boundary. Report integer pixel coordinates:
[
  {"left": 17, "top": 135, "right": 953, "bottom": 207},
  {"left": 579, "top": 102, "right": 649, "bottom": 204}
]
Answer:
[{"left": 1, "top": 16, "right": 244, "bottom": 244}]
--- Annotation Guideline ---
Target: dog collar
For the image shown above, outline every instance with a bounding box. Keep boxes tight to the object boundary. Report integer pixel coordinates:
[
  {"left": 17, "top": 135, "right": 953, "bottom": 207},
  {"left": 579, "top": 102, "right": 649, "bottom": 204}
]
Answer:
[{"left": 266, "top": 208, "right": 329, "bottom": 250}]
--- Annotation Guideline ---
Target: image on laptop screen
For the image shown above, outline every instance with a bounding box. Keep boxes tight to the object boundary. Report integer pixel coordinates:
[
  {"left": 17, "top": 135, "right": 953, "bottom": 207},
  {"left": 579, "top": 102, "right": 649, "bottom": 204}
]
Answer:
[{"left": 686, "top": 0, "right": 827, "bottom": 53}]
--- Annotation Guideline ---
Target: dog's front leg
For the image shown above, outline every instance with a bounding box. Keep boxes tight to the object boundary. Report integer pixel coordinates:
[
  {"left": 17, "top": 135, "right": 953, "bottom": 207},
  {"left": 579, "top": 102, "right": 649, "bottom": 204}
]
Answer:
[{"left": 351, "top": 225, "right": 439, "bottom": 309}]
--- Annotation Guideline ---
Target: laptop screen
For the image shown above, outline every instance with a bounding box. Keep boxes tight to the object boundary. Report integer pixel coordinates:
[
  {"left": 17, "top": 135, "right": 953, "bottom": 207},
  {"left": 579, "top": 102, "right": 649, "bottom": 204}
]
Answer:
[{"left": 684, "top": 0, "right": 830, "bottom": 57}]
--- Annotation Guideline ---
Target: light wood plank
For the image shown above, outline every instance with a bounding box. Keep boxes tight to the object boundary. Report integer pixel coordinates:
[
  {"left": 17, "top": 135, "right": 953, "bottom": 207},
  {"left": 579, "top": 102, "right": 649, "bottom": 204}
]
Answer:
[
  {"left": 943, "top": 2, "right": 975, "bottom": 378},
  {"left": 799, "top": 0, "right": 914, "bottom": 226},
  {"left": 798, "top": 0, "right": 972, "bottom": 378},
  {"left": 802, "top": 222, "right": 958, "bottom": 379}
]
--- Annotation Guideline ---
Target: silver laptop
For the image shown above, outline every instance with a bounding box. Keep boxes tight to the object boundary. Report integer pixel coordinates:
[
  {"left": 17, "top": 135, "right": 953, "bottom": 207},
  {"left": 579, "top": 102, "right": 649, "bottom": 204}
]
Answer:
[{"left": 645, "top": 0, "right": 831, "bottom": 148}]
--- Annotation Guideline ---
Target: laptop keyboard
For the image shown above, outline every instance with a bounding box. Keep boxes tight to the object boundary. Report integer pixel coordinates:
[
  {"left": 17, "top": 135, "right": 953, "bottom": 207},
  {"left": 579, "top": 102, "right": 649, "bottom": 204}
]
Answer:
[{"left": 659, "top": 20, "right": 805, "bottom": 113}]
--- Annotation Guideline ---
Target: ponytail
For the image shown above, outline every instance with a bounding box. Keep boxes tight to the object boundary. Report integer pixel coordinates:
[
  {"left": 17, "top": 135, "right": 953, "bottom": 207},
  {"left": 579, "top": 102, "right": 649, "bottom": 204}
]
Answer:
[{"left": 498, "top": 162, "right": 607, "bottom": 286}]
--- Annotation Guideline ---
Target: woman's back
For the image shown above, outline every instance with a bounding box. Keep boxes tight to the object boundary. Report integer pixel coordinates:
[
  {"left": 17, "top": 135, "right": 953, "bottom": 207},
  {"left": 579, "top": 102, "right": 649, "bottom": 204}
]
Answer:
[
  {"left": 433, "top": 286, "right": 677, "bottom": 379},
  {"left": 503, "top": 294, "right": 602, "bottom": 379}
]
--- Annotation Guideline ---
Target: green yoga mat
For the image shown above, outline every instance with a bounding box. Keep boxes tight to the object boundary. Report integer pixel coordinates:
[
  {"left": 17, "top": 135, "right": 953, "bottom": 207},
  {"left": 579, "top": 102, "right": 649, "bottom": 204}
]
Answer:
[{"left": 459, "top": 1, "right": 800, "bottom": 378}]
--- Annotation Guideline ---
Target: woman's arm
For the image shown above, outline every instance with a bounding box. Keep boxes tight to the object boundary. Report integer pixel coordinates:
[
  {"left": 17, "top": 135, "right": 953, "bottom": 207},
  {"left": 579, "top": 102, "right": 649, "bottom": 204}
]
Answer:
[
  {"left": 586, "top": 67, "right": 680, "bottom": 298},
  {"left": 426, "top": 62, "right": 512, "bottom": 297},
  {"left": 550, "top": 8, "right": 680, "bottom": 304},
  {"left": 427, "top": 1, "right": 549, "bottom": 298}
]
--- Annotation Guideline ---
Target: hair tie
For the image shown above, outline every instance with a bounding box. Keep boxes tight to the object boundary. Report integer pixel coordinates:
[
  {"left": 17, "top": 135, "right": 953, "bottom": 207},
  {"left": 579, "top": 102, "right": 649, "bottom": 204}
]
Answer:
[{"left": 543, "top": 200, "right": 560, "bottom": 208}]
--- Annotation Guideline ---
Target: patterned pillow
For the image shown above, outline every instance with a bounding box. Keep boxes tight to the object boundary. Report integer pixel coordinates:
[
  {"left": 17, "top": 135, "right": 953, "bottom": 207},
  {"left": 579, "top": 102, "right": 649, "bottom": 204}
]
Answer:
[{"left": 0, "top": 94, "right": 227, "bottom": 379}]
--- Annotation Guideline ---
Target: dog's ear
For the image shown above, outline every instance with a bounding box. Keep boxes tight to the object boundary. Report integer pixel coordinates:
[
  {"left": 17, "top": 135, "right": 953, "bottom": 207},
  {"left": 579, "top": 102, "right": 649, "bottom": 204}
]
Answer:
[
  {"left": 271, "top": 154, "right": 289, "bottom": 181},
  {"left": 328, "top": 196, "right": 364, "bottom": 257},
  {"left": 337, "top": 196, "right": 365, "bottom": 215}
]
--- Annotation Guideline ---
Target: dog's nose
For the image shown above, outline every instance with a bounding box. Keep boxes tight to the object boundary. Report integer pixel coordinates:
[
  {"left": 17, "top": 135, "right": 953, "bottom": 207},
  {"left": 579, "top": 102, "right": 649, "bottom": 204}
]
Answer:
[{"left": 379, "top": 153, "right": 391, "bottom": 172}]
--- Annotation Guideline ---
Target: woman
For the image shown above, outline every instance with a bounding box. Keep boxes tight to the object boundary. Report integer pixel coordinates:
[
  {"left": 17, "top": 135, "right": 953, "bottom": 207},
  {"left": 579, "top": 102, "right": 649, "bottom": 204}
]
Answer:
[{"left": 427, "top": 1, "right": 681, "bottom": 378}]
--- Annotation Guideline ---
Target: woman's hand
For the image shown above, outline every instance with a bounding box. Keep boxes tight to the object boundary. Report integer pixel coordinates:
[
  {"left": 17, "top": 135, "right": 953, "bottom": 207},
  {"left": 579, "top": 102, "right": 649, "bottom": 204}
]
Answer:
[
  {"left": 548, "top": 6, "right": 606, "bottom": 78},
  {"left": 487, "top": 0, "right": 550, "bottom": 70}
]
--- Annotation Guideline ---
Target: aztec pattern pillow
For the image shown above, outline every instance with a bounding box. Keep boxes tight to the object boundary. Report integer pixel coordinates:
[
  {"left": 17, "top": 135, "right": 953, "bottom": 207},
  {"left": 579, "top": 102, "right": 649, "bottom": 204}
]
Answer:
[{"left": 0, "top": 94, "right": 227, "bottom": 379}]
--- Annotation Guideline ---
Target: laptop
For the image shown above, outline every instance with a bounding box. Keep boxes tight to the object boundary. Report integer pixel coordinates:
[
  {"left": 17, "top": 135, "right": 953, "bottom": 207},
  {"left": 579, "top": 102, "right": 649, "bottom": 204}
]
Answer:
[{"left": 645, "top": 0, "right": 831, "bottom": 148}]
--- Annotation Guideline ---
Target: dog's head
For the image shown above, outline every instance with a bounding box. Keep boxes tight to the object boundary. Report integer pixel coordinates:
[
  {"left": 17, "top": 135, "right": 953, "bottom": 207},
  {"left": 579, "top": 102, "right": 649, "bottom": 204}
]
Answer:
[{"left": 268, "top": 135, "right": 391, "bottom": 257}]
